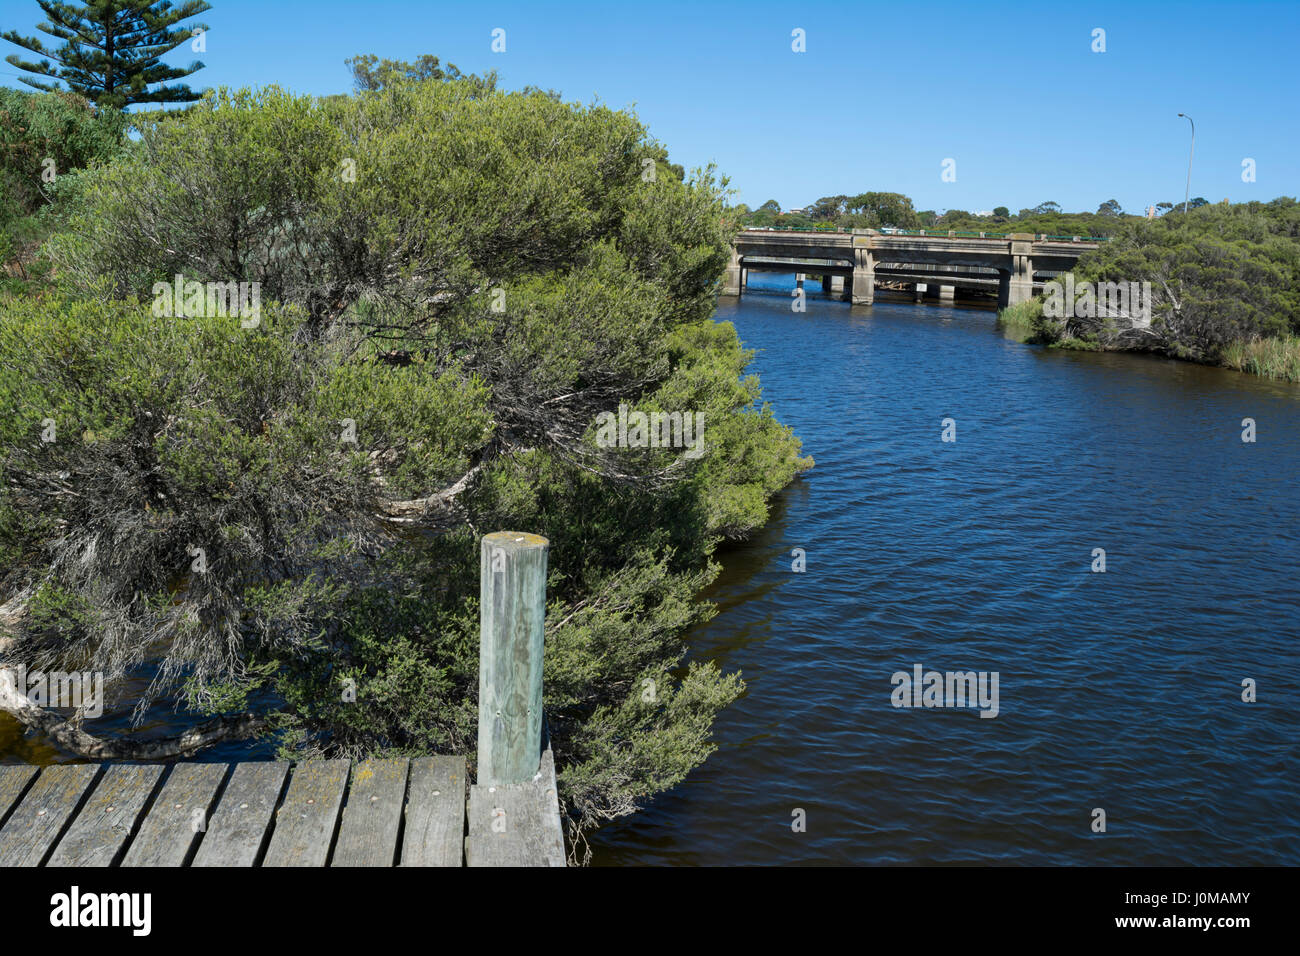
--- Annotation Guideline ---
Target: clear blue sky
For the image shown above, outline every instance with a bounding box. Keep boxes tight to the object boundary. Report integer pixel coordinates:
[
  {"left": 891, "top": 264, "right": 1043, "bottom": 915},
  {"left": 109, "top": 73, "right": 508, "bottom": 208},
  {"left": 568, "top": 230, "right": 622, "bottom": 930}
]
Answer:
[{"left": 3, "top": 0, "right": 1297, "bottom": 214}]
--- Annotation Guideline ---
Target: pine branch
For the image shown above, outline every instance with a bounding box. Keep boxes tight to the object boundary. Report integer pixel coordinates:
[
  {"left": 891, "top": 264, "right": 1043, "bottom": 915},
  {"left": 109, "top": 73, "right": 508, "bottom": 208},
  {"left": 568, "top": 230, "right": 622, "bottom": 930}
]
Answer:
[{"left": 1, "top": 1, "right": 211, "bottom": 108}]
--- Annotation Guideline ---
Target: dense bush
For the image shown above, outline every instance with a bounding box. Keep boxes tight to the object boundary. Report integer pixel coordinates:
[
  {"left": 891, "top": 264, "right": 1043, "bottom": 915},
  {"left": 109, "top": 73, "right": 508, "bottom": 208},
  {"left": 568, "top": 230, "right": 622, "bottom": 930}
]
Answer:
[
  {"left": 0, "top": 88, "right": 126, "bottom": 286},
  {"left": 0, "top": 89, "right": 127, "bottom": 215},
  {"left": 1, "top": 78, "right": 811, "bottom": 855},
  {"left": 1030, "top": 198, "right": 1300, "bottom": 365}
]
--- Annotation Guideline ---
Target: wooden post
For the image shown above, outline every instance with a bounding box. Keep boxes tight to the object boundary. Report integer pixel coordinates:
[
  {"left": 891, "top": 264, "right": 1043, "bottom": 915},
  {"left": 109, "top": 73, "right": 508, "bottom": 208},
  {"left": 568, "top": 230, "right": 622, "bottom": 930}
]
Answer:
[{"left": 477, "top": 531, "right": 549, "bottom": 787}]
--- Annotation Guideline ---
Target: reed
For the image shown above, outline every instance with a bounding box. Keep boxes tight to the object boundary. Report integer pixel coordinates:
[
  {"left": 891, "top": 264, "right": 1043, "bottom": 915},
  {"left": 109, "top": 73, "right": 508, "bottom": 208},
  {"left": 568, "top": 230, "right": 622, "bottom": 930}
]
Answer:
[
  {"left": 1220, "top": 335, "right": 1300, "bottom": 383},
  {"left": 996, "top": 299, "right": 1041, "bottom": 337}
]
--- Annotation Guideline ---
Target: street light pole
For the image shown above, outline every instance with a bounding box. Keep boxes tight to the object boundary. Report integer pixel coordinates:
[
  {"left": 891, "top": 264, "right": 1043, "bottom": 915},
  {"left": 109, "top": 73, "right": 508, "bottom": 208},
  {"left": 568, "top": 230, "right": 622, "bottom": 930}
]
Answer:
[{"left": 1177, "top": 113, "right": 1195, "bottom": 213}]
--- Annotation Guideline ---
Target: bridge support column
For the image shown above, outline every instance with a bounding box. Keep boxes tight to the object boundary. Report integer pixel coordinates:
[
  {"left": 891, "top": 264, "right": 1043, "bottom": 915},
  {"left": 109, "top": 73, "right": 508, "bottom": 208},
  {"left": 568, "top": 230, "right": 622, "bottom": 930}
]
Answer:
[
  {"left": 939, "top": 285, "right": 955, "bottom": 302},
  {"left": 1001, "top": 240, "right": 1034, "bottom": 307},
  {"left": 821, "top": 275, "right": 832, "bottom": 295},
  {"left": 851, "top": 248, "right": 875, "bottom": 305},
  {"left": 723, "top": 247, "right": 742, "bottom": 296},
  {"left": 796, "top": 273, "right": 805, "bottom": 289},
  {"left": 831, "top": 275, "right": 848, "bottom": 300}
]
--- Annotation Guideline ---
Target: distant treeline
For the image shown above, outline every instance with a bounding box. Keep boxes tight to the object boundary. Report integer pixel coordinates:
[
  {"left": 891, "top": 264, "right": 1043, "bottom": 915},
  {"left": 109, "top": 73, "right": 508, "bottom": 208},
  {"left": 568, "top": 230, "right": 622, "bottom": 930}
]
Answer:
[{"left": 733, "top": 193, "right": 1218, "bottom": 238}]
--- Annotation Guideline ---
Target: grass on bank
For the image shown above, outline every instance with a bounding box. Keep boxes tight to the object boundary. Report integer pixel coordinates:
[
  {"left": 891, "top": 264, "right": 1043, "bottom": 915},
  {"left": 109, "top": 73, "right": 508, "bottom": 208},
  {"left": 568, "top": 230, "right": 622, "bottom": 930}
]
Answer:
[
  {"left": 1221, "top": 335, "right": 1300, "bottom": 382},
  {"left": 996, "top": 299, "right": 1040, "bottom": 337}
]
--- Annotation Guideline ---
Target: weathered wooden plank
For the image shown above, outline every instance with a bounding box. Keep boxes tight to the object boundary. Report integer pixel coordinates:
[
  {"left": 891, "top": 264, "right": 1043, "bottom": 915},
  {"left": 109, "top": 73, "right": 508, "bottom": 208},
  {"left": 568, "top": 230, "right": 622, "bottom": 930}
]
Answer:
[
  {"left": 47, "top": 763, "right": 165, "bottom": 866},
  {"left": 330, "top": 758, "right": 409, "bottom": 867},
  {"left": 465, "top": 747, "right": 565, "bottom": 867},
  {"left": 262, "top": 759, "right": 349, "bottom": 867},
  {"left": 121, "top": 763, "right": 229, "bottom": 867},
  {"left": 0, "top": 766, "right": 38, "bottom": 828},
  {"left": 191, "top": 761, "right": 289, "bottom": 868},
  {"left": 0, "top": 764, "right": 100, "bottom": 866},
  {"left": 400, "top": 755, "right": 466, "bottom": 867}
]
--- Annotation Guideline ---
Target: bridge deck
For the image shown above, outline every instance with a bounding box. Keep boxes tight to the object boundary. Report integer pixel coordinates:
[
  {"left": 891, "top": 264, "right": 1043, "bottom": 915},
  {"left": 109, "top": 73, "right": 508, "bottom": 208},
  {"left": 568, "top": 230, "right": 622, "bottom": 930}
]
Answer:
[{"left": 0, "top": 749, "right": 565, "bottom": 867}]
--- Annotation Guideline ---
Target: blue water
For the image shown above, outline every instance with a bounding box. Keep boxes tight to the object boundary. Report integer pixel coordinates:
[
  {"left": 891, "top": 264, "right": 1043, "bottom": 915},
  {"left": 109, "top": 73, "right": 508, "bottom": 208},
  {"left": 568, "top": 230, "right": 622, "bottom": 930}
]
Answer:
[{"left": 587, "top": 272, "right": 1300, "bottom": 865}]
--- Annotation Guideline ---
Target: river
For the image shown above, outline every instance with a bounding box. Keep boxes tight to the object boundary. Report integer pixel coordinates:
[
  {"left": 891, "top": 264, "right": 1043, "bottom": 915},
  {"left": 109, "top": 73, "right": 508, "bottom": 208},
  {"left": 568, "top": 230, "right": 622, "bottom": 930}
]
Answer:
[{"left": 586, "top": 271, "right": 1300, "bottom": 865}]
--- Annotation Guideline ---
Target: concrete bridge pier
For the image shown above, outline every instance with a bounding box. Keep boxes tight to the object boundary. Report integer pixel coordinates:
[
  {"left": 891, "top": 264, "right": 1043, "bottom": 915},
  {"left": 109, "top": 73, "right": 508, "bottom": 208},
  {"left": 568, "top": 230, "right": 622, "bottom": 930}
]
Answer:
[
  {"left": 821, "top": 275, "right": 833, "bottom": 296},
  {"left": 999, "top": 239, "right": 1034, "bottom": 308},
  {"left": 919, "top": 283, "right": 955, "bottom": 303},
  {"left": 851, "top": 247, "right": 875, "bottom": 305},
  {"left": 723, "top": 247, "right": 743, "bottom": 296},
  {"left": 831, "top": 275, "right": 849, "bottom": 300}
]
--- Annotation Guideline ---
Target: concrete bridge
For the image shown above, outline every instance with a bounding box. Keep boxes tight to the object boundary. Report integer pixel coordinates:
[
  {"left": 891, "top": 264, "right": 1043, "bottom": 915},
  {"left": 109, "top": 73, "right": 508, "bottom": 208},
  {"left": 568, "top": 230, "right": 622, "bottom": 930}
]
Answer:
[{"left": 723, "top": 229, "right": 1103, "bottom": 307}]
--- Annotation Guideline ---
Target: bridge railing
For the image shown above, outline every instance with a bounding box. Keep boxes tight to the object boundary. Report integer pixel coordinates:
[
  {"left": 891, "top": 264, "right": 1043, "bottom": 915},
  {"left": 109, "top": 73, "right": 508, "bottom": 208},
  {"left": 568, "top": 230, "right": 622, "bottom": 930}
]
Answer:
[
  {"left": 740, "top": 225, "right": 847, "bottom": 234},
  {"left": 1039, "top": 234, "right": 1111, "bottom": 242}
]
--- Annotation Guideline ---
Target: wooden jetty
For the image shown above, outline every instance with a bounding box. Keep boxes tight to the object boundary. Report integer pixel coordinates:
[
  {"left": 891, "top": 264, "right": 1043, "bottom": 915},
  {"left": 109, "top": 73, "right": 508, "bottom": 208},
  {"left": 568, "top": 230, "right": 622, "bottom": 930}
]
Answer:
[
  {"left": 0, "top": 532, "right": 566, "bottom": 867},
  {"left": 0, "top": 748, "right": 564, "bottom": 866}
]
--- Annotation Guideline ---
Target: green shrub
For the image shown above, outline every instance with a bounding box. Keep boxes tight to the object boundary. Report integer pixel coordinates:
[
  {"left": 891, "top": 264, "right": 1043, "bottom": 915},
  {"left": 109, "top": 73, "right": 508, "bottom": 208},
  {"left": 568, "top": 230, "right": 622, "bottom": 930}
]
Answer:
[
  {"left": 1063, "top": 199, "right": 1300, "bottom": 361},
  {"left": 0, "top": 89, "right": 126, "bottom": 286},
  {"left": 997, "top": 298, "right": 1042, "bottom": 340},
  {"left": 2, "top": 78, "right": 812, "bottom": 854}
]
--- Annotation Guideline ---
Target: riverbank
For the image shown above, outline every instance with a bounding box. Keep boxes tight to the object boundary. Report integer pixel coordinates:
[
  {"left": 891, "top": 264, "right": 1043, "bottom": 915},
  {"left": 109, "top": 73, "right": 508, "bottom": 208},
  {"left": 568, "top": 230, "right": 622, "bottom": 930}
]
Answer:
[
  {"left": 999, "top": 199, "right": 1300, "bottom": 381},
  {"left": 996, "top": 298, "right": 1300, "bottom": 382}
]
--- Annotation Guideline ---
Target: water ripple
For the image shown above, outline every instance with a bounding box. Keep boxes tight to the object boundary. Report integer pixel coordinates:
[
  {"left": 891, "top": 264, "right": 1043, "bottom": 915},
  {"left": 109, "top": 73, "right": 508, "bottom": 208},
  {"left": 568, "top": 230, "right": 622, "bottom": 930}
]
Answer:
[{"left": 591, "top": 277, "right": 1300, "bottom": 866}]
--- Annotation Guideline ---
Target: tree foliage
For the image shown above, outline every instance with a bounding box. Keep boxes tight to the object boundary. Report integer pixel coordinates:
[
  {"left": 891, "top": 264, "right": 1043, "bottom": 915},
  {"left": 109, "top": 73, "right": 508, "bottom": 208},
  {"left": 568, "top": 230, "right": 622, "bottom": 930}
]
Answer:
[
  {"left": 344, "top": 52, "right": 498, "bottom": 96},
  {"left": 1, "top": 76, "right": 812, "bottom": 855},
  {"left": 0, "top": 87, "right": 126, "bottom": 286},
  {"left": 0, "top": 88, "right": 125, "bottom": 214},
  {"left": 2, "top": 1, "right": 212, "bottom": 110},
  {"left": 737, "top": 191, "right": 1136, "bottom": 236},
  {"left": 1031, "top": 197, "right": 1300, "bottom": 362}
]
